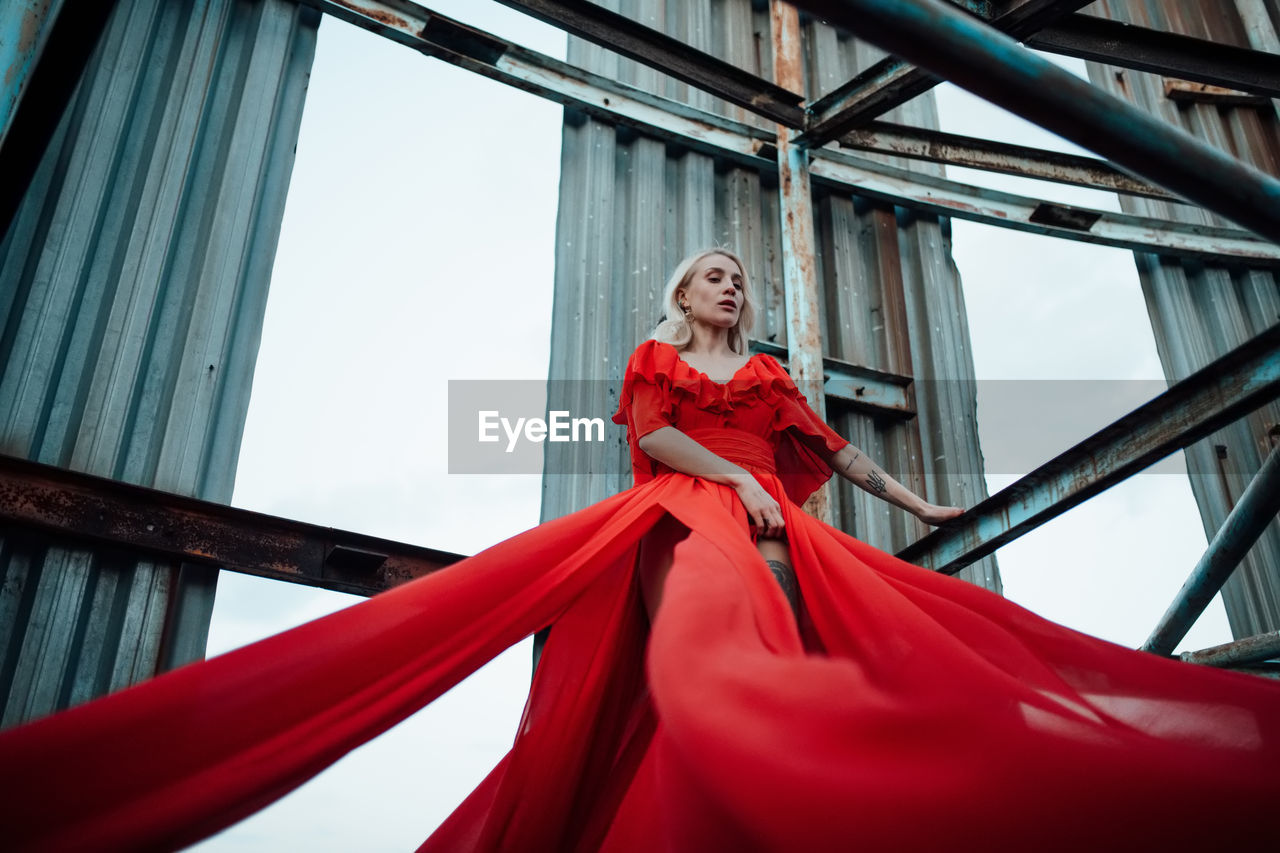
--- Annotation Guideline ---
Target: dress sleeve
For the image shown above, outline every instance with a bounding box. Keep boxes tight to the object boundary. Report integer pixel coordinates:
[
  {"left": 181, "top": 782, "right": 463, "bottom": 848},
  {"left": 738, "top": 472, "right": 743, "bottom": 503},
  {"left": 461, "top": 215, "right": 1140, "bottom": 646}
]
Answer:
[
  {"left": 758, "top": 355, "right": 851, "bottom": 506},
  {"left": 611, "top": 341, "right": 677, "bottom": 485}
]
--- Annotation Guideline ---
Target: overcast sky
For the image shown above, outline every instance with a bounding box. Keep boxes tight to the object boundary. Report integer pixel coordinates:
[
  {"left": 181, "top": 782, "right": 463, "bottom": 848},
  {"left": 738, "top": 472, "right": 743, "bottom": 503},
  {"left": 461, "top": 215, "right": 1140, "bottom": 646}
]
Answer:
[{"left": 191, "top": 5, "right": 1232, "bottom": 849}]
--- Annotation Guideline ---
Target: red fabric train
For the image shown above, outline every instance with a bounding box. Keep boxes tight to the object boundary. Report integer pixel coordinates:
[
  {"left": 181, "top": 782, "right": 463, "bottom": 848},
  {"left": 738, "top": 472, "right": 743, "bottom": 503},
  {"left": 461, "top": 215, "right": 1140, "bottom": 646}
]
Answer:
[{"left": 1, "top": 339, "right": 1277, "bottom": 850}]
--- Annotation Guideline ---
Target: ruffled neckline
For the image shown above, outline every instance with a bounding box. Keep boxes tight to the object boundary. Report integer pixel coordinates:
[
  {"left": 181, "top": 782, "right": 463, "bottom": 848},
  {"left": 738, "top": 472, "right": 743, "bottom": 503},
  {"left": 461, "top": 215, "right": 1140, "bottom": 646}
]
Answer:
[
  {"left": 659, "top": 341, "right": 763, "bottom": 386},
  {"left": 640, "top": 340, "right": 791, "bottom": 416}
]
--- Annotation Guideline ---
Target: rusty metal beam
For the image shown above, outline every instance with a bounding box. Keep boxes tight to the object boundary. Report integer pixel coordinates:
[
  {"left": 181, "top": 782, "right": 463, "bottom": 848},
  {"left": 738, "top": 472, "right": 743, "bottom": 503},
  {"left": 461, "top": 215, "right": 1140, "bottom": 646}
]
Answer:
[
  {"left": 810, "top": 149, "right": 1280, "bottom": 267},
  {"left": 751, "top": 339, "right": 917, "bottom": 417},
  {"left": 1028, "top": 14, "right": 1280, "bottom": 100},
  {"left": 793, "top": 0, "right": 1280, "bottom": 244},
  {"left": 0, "top": 454, "right": 464, "bottom": 597},
  {"left": 837, "top": 120, "right": 1177, "bottom": 200},
  {"left": 491, "top": 0, "right": 805, "bottom": 126},
  {"left": 1180, "top": 630, "right": 1280, "bottom": 668},
  {"left": 896, "top": 322, "right": 1280, "bottom": 575},
  {"left": 771, "top": 0, "right": 831, "bottom": 524},
  {"left": 1142, "top": 443, "right": 1280, "bottom": 657},
  {"left": 799, "top": 0, "right": 1095, "bottom": 147}
]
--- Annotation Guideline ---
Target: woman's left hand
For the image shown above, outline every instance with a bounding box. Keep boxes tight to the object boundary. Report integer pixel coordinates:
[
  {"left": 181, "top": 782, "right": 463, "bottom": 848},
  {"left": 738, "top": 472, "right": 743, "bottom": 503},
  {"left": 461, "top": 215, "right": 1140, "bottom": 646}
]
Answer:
[{"left": 915, "top": 503, "right": 965, "bottom": 526}]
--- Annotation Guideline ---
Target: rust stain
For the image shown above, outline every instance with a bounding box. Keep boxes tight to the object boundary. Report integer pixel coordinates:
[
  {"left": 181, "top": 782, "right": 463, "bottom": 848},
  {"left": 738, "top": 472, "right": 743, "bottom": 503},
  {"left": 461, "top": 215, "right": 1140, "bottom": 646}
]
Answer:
[
  {"left": 328, "top": 0, "right": 411, "bottom": 32},
  {"left": 19, "top": 3, "right": 46, "bottom": 51},
  {"left": 934, "top": 198, "right": 980, "bottom": 215},
  {"left": 5, "top": 3, "right": 50, "bottom": 90}
]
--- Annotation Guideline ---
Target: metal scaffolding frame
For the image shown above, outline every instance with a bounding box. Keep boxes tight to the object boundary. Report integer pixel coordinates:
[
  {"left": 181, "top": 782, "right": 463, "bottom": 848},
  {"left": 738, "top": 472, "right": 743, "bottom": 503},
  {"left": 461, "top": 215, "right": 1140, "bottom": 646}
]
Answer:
[{"left": 3, "top": 0, "right": 1278, "bottom": 675}]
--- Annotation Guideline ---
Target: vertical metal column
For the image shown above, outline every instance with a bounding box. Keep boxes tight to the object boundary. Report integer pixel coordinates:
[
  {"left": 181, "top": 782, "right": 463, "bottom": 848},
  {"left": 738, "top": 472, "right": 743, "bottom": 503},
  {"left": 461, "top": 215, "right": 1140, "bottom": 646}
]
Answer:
[{"left": 771, "top": 0, "right": 832, "bottom": 524}]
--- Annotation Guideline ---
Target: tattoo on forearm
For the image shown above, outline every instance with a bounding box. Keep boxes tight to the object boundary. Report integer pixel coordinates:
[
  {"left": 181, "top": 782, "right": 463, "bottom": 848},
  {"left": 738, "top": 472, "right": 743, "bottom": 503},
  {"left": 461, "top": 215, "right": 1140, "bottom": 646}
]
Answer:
[
  {"left": 865, "top": 469, "right": 887, "bottom": 494},
  {"left": 841, "top": 450, "right": 860, "bottom": 473}
]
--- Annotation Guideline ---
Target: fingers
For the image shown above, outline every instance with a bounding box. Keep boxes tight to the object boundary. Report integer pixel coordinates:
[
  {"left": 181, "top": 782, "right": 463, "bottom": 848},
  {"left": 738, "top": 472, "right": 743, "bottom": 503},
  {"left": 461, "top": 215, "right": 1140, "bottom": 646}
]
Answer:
[
  {"left": 738, "top": 482, "right": 785, "bottom": 537},
  {"left": 921, "top": 504, "right": 965, "bottom": 528},
  {"left": 752, "top": 504, "right": 786, "bottom": 537}
]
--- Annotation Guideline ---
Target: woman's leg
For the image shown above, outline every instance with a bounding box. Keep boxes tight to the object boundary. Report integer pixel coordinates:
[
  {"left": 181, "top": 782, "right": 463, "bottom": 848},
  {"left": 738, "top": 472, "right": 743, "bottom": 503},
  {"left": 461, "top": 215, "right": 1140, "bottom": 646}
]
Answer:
[
  {"left": 637, "top": 512, "right": 691, "bottom": 620},
  {"left": 755, "top": 536, "right": 800, "bottom": 622},
  {"left": 639, "top": 516, "right": 798, "bottom": 624}
]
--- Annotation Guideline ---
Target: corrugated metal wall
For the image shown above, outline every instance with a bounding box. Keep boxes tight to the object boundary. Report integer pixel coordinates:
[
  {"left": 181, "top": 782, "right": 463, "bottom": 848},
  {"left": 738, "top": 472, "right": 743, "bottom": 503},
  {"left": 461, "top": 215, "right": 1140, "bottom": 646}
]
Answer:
[
  {"left": 0, "top": 0, "right": 318, "bottom": 727},
  {"left": 1085, "top": 0, "right": 1280, "bottom": 638},
  {"left": 543, "top": 0, "right": 999, "bottom": 593}
]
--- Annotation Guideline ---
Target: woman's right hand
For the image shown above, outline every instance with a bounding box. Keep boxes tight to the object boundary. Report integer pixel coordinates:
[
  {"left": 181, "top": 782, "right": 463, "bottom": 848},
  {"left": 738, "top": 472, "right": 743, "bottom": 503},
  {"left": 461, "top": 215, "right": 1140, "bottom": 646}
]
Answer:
[
  {"left": 732, "top": 473, "right": 786, "bottom": 538},
  {"left": 915, "top": 503, "right": 965, "bottom": 526}
]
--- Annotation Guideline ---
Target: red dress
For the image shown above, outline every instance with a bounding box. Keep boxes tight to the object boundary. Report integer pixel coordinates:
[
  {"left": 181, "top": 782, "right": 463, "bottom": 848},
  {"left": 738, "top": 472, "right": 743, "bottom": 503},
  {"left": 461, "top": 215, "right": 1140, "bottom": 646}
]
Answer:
[{"left": 1, "top": 339, "right": 1279, "bottom": 851}]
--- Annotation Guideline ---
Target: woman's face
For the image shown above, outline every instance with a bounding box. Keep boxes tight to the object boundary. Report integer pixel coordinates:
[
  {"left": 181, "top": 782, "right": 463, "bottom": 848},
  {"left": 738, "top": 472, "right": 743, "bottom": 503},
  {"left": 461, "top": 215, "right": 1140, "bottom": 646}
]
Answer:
[{"left": 679, "top": 253, "right": 745, "bottom": 329}]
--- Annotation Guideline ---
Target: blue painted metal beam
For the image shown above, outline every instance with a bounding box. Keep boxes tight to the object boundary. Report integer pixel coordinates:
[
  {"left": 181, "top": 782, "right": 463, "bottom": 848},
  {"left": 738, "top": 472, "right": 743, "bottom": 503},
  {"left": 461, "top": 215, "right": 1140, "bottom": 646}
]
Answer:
[
  {"left": 0, "top": 0, "right": 115, "bottom": 241},
  {"left": 792, "top": 0, "right": 1280, "bottom": 243},
  {"left": 810, "top": 149, "right": 1280, "bottom": 267},
  {"left": 491, "top": 0, "right": 805, "bottom": 126},
  {"left": 1143, "top": 445, "right": 1280, "bottom": 656},
  {"left": 896, "top": 323, "right": 1280, "bottom": 575},
  {"left": 1027, "top": 13, "right": 1280, "bottom": 100},
  {"left": 0, "top": 0, "right": 63, "bottom": 149},
  {"left": 1180, "top": 630, "right": 1280, "bottom": 668},
  {"left": 750, "top": 340, "right": 916, "bottom": 418},
  {"left": 837, "top": 120, "right": 1177, "bottom": 200},
  {"left": 799, "top": 0, "right": 1094, "bottom": 147}
]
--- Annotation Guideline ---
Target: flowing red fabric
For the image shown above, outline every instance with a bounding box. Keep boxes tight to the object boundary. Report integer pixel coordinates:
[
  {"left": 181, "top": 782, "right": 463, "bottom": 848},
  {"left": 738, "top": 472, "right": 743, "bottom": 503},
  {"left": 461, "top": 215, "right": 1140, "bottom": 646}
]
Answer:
[{"left": 2, "top": 339, "right": 1279, "bottom": 850}]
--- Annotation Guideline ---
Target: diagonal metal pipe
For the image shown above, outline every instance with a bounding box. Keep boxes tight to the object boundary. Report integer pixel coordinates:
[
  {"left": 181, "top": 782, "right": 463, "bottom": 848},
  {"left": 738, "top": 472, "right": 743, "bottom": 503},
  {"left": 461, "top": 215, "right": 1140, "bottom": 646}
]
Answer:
[
  {"left": 1142, "top": 443, "right": 1280, "bottom": 657},
  {"left": 896, "top": 323, "right": 1280, "bottom": 575},
  {"left": 792, "top": 0, "right": 1280, "bottom": 243},
  {"left": 1180, "top": 630, "right": 1280, "bottom": 668}
]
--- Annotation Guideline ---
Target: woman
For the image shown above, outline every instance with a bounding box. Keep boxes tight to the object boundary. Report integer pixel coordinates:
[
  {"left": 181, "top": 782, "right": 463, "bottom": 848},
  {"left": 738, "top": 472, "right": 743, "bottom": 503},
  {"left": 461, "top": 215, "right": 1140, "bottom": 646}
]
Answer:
[
  {"left": 627, "top": 247, "right": 961, "bottom": 622},
  {"left": 2, "top": 250, "right": 1279, "bottom": 851}
]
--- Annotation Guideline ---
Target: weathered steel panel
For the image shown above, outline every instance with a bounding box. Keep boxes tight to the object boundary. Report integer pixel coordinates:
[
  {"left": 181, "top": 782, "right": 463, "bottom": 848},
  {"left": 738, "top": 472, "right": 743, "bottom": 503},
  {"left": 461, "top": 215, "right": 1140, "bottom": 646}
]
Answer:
[
  {"left": 0, "top": 0, "right": 318, "bottom": 727},
  {"left": 543, "top": 0, "right": 1000, "bottom": 593},
  {"left": 1085, "top": 0, "right": 1280, "bottom": 638}
]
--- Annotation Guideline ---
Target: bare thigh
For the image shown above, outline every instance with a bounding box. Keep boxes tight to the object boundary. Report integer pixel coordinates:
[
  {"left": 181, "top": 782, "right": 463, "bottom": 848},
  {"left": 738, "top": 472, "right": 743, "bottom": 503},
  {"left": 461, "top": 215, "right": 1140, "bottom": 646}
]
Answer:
[
  {"left": 639, "top": 515, "right": 799, "bottom": 623},
  {"left": 637, "top": 513, "right": 691, "bottom": 620}
]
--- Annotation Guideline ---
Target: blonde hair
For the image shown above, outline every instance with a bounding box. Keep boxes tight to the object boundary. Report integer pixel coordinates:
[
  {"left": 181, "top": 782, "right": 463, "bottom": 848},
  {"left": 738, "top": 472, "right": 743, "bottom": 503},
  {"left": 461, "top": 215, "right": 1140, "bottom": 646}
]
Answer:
[{"left": 650, "top": 247, "right": 758, "bottom": 354}]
